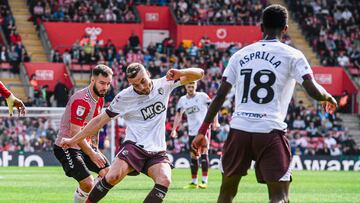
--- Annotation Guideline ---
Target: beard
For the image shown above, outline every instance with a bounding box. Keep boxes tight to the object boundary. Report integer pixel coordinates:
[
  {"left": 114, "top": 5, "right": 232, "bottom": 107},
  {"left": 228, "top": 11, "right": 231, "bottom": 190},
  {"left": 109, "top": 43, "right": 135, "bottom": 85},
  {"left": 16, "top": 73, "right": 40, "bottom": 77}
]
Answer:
[{"left": 93, "top": 83, "right": 107, "bottom": 97}]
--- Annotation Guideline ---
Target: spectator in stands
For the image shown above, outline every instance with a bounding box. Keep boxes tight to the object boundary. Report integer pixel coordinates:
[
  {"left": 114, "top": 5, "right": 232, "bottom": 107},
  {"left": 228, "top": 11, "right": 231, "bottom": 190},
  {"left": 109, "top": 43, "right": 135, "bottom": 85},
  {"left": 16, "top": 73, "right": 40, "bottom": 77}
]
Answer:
[
  {"left": 128, "top": 31, "right": 140, "bottom": 49},
  {"left": 54, "top": 80, "right": 69, "bottom": 107},
  {"left": 0, "top": 45, "right": 8, "bottom": 62},
  {"left": 62, "top": 49, "right": 72, "bottom": 66},
  {"left": 9, "top": 30, "right": 21, "bottom": 44},
  {"left": 293, "top": 115, "right": 306, "bottom": 129},
  {"left": 52, "top": 50, "right": 62, "bottom": 63},
  {"left": 337, "top": 51, "right": 350, "bottom": 67},
  {"left": 33, "top": 1, "right": 45, "bottom": 26},
  {"left": 8, "top": 45, "right": 19, "bottom": 74}
]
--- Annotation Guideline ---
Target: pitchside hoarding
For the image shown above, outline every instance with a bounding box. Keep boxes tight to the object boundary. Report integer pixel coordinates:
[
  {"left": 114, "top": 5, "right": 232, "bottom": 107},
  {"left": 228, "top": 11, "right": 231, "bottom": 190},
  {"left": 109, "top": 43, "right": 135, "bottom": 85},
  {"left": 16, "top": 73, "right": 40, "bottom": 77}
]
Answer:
[{"left": 0, "top": 152, "right": 359, "bottom": 171}]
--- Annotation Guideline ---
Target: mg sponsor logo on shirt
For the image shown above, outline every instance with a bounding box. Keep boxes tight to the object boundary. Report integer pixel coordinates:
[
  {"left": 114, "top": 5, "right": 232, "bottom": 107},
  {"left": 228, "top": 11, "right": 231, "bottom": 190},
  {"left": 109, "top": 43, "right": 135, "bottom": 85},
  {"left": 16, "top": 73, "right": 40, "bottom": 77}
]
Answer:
[{"left": 141, "top": 102, "right": 166, "bottom": 120}]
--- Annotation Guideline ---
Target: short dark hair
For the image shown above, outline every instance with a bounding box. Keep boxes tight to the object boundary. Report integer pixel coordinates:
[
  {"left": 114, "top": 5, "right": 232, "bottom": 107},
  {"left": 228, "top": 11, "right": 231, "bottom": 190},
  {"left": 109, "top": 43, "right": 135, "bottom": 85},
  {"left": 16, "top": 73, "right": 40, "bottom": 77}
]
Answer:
[
  {"left": 92, "top": 64, "right": 113, "bottom": 77},
  {"left": 126, "top": 63, "right": 144, "bottom": 79},
  {"left": 262, "top": 4, "right": 288, "bottom": 30}
]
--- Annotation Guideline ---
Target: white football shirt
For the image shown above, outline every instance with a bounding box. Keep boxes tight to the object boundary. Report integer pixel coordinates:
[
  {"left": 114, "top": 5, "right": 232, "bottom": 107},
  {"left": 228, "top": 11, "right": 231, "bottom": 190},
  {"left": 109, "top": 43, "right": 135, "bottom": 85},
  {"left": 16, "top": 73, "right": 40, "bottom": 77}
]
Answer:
[
  {"left": 176, "top": 92, "right": 211, "bottom": 136},
  {"left": 223, "top": 39, "right": 313, "bottom": 133},
  {"left": 107, "top": 77, "right": 181, "bottom": 152}
]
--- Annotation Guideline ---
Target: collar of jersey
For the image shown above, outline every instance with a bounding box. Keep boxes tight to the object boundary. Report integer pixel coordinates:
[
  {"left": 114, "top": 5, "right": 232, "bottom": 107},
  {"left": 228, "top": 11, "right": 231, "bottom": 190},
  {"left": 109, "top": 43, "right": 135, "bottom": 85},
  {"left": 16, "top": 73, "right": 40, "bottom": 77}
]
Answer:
[
  {"left": 87, "top": 87, "right": 97, "bottom": 103},
  {"left": 259, "top": 39, "right": 279, "bottom": 42},
  {"left": 186, "top": 92, "right": 197, "bottom": 99}
]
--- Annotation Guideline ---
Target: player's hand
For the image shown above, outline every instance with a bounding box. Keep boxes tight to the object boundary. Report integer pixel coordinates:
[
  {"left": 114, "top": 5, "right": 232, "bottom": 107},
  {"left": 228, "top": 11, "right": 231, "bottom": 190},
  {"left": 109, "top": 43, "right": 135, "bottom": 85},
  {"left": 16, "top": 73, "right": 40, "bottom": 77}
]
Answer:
[
  {"left": 89, "top": 151, "right": 106, "bottom": 168},
  {"left": 191, "top": 133, "right": 208, "bottom": 157},
  {"left": 170, "top": 130, "right": 177, "bottom": 138},
  {"left": 6, "top": 94, "right": 26, "bottom": 117},
  {"left": 322, "top": 94, "right": 338, "bottom": 114},
  {"left": 60, "top": 138, "right": 74, "bottom": 149},
  {"left": 166, "top": 69, "right": 182, "bottom": 81}
]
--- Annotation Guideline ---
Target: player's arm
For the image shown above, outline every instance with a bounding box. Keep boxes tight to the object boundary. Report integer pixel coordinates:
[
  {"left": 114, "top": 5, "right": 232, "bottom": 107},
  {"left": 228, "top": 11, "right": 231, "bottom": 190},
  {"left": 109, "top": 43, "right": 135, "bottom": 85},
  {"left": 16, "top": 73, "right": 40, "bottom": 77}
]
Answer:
[
  {"left": 201, "top": 79, "right": 232, "bottom": 131},
  {"left": 63, "top": 112, "right": 111, "bottom": 147},
  {"left": 69, "top": 123, "right": 96, "bottom": 154},
  {"left": 166, "top": 68, "right": 204, "bottom": 85},
  {"left": 302, "top": 76, "right": 337, "bottom": 113},
  {"left": 171, "top": 110, "right": 184, "bottom": 138},
  {"left": 69, "top": 123, "right": 106, "bottom": 168},
  {"left": 292, "top": 53, "right": 337, "bottom": 113},
  {"left": 0, "top": 81, "right": 26, "bottom": 116},
  {"left": 192, "top": 79, "right": 232, "bottom": 154}
]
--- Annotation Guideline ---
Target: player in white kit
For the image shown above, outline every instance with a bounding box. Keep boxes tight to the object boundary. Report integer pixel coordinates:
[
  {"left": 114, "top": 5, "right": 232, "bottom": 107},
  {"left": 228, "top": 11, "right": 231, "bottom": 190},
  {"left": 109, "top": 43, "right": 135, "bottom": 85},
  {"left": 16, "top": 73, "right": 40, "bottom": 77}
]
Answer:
[
  {"left": 60, "top": 63, "right": 204, "bottom": 203},
  {"left": 171, "top": 81, "right": 219, "bottom": 189},
  {"left": 192, "top": 4, "right": 337, "bottom": 203},
  {"left": 53, "top": 65, "right": 113, "bottom": 203}
]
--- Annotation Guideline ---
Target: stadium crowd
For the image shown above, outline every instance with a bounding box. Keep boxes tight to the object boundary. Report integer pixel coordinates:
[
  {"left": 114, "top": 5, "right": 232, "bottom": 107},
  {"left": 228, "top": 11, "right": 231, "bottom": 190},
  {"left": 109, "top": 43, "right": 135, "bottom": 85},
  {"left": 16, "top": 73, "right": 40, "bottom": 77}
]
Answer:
[
  {"left": 171, "top": 0, "right": 267, "bottom": 25},
  {"left": 28, "top": 0, "right": 137, "bottom": 24},
  {"left": 0, "top": 116, "right": 56, "bottom": 152},
  {"left": 0, "top": 0, "right": 358, "bottom": 156},
  {"left": 2, "top": 32, "right": 359, "bottom": 155},
  {"left": 288, "top": 0, "right": 360, "bottom": 71},
  {"left": 0, "top": 1, "right": 31, "bottom": 73}
]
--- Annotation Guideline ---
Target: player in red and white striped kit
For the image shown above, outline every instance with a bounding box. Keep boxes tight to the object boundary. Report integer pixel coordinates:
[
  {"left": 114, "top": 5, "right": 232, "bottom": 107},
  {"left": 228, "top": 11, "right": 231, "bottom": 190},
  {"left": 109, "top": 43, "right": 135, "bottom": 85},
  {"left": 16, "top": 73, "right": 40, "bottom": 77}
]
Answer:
[{"left": 53, "top": 65, "right": 113, "bottom": 203}]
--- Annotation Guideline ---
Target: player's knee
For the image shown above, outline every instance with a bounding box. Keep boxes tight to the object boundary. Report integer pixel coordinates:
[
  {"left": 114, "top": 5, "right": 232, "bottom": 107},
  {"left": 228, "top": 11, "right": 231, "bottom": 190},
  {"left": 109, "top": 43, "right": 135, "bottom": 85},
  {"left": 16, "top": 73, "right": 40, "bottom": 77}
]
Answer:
[
  {"left": 106, "top": 173, "right": 122, "bottom": 185},
  {"left": 99, "top": 167, "right": 109, "bottom": 177},
  {"left": 155, "top": 175, "right": 171, "bottom": 187},
  {"left": 190, "top": 152, "right": 198, "bottom": 159},
  {"left": 80, "top": 178, "right": 94, "bottom": 192}
]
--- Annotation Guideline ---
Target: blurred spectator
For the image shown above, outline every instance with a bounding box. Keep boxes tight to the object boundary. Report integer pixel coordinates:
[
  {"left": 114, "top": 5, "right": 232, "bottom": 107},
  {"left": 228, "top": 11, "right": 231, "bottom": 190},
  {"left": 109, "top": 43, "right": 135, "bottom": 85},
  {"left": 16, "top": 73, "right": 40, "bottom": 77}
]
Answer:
[
  {"left": 54, "top": 81, "right": 69, "bottom": 107},
  {"left": 171, "top": 0, "right": 266, "bottom": 25},
  {"left": 128, "top": 32, "right": 140, "bottom": 49},
  {"left": 288, "top": 0, "right": 360, "bottom": 73},
  {"left": 30, "top": 0, "right": 138, "bottom": 23}
]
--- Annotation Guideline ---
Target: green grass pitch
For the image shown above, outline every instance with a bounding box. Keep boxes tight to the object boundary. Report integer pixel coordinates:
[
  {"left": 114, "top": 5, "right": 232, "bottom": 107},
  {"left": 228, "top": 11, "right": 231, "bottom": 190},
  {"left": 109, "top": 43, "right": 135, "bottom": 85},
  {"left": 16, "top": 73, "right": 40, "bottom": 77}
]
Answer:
[{"left": 0, "top": 167, "right": 359, "bottom": 202}]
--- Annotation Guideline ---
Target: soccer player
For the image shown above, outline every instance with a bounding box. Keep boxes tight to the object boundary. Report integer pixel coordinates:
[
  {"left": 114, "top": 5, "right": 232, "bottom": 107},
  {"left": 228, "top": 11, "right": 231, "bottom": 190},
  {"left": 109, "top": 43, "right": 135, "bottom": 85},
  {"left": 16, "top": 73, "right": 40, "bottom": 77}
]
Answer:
[
  {"left": 60, "top": 63, "right": 204, "bottom": 203},
  {"left": 0, "top": 81, "right": 26, "bottom": 116},
  {"left": 53, "top": 65, "right": 113, "bottom": 203},
  {"left": 192, "top": 4, "right": 338, "bottom": 203},
  {"left": 170, "top": 81, "right": 219, "bottom": 189}
]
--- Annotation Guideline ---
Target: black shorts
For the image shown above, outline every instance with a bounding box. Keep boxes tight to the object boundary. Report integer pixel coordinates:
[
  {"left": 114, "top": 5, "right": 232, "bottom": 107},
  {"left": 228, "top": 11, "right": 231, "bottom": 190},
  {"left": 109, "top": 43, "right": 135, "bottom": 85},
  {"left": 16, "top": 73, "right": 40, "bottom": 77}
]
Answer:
[
  {"left": 117, "top": 141, "right": 172, "bottom": 176},
  {"left": 221, "top": 129, "right": 291, "bottom": 183},
  {"left": 53, "top": 144, "right": 110, "bottom": 182}
]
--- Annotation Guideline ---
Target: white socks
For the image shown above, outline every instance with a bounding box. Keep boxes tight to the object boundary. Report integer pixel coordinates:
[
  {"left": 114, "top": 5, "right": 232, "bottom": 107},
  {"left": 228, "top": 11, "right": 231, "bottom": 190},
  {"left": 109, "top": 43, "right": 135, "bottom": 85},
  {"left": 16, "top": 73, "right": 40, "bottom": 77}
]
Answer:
[
  {"left": 202, "top": 176, "right": 208, "bottom": 184},
  {"left": 74, "top": 187, "right": 89, "bottom": 203}
]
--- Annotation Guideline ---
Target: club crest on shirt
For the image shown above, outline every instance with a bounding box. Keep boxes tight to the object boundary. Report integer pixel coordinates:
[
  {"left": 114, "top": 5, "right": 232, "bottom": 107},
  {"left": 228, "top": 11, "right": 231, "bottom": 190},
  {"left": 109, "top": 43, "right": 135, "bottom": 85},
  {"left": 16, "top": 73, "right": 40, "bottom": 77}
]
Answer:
[
  {"left": 76, "top": 106, "right": 86, "bottom": 116},
  {"left": 158, "top": 87, "right": 164, "bottom": 95},
  {"left": 121, "top": 149, "right": 128, "bottom": 156}
]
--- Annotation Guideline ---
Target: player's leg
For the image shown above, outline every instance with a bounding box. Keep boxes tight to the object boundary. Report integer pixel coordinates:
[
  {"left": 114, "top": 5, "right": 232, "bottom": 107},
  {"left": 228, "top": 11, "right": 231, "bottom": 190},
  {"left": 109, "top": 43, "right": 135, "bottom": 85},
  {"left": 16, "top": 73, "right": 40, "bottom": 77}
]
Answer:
[
  {"left": 75, "top": 176, "right": 94, "bottom": 203},
  {"left": 217, "top": 174, "right": 242, "bottom": 203},
  {"left": 86, "top": 157, "right": 133, "bottom": 203},
  {"left": 267, "top": 182, "right": 290, "bottom": 203},
  {"left": 184, "top": 136, "right": 199, "bottom": 189},
  {"left": 253, "top": 130, "right": 292, "bottom": 203},
  {"left": 199, "top": 130, "right": 211, "bottom": 189},
  {"left": 217, "top": 129, "right": 252, "bottom": 203},
  {"left": 83, "top": 148, "right": 110, "bottom": 185},
  {"left": 53, "top": 145, "right": 96, "bottom": 203},
  {"left": 145, "top": 162, "right": 172, "bottom": 203}
]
